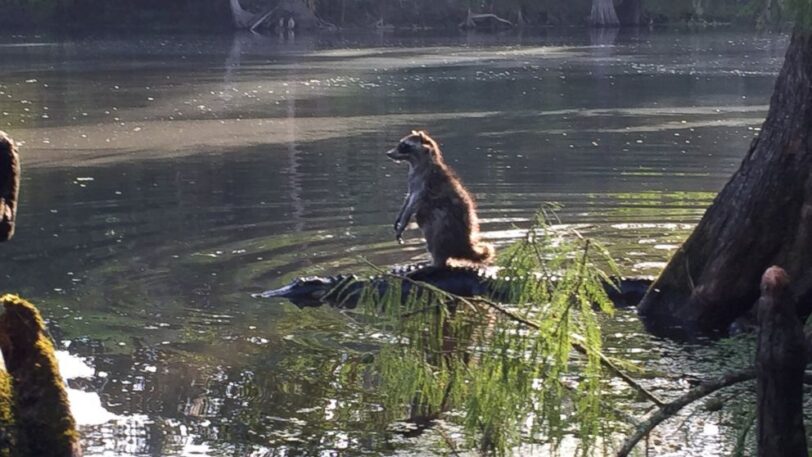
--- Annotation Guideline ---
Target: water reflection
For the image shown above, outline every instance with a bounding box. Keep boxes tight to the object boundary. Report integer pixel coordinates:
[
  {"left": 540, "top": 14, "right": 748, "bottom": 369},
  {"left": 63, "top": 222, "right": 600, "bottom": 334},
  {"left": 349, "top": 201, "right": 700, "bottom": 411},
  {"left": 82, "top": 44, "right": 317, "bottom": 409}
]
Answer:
[{"left": 0, "top": 28, "right": 787, "bottom": 455}]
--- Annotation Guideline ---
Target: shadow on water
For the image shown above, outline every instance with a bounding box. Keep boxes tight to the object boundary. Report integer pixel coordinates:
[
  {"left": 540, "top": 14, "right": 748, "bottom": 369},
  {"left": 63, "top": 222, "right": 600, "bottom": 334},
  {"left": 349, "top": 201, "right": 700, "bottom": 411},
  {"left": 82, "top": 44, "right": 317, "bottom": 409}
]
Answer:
[{"left": 0, "top": 27, "right": 789, "bottom": 455}]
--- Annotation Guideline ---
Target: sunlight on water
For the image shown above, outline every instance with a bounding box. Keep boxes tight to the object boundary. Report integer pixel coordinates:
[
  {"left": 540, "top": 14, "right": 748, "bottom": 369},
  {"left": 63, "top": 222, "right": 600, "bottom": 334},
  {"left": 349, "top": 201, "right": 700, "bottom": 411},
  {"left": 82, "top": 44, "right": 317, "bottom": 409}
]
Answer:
[
  {"left": 0, "top": 28, "right": 789, "bottom": 456},
  {"left": 56, "top": 351, "right": 120, "bottom": 425},
  {"left": 13, "top": 111, "right": 500, "bottom": 167}
]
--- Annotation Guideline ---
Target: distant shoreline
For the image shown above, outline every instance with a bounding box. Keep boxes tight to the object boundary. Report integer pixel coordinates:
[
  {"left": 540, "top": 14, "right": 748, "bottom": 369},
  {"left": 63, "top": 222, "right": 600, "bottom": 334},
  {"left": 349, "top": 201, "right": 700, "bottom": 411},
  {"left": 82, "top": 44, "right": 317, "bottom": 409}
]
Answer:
[{"left": 0, "top": 1, "right": 788, "bottom": 33}]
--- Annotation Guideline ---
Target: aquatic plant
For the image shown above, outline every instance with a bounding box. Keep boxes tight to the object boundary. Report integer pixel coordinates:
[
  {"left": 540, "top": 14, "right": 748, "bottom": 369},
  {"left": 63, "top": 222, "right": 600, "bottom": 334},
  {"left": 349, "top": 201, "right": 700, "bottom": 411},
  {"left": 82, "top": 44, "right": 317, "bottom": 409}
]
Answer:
[{"left": 344, "top": 208, "right": 638, "bottom": 456}]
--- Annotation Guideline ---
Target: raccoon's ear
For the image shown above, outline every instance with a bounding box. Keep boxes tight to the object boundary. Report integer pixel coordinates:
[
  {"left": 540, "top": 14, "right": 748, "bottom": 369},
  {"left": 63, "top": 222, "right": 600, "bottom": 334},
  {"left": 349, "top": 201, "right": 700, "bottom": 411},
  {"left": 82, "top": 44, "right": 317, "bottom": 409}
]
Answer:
[{"left": 416, "top": 130, "right": 430, "bottom": 143}]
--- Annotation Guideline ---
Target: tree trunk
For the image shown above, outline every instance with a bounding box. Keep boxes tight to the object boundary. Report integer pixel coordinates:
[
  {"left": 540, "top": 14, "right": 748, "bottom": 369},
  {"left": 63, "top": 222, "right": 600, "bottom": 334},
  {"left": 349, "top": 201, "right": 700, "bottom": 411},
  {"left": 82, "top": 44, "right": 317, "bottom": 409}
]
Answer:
[
  {"left": 756, "top": 267, "right": 807, "bottom": 456},
  {"left": 0, "top": 131, "right": 19, "bottom": 242},
  {"left": 616, "top": 0, "right": 642, "bottom": 26},
  {"left": 589, "top": 0, "right": 620, "bottom": 27},
  {"left": 692, "top": 0, "right": 704, "bottom": 21},
  {"left": 229, "top": 0, "right": 255, "bottom": 28},
  {"left": 230, "top": 0, "right": 278, "bottom": 30},
  {"left": 757, "top": 0, "right": 774, "bottom": 29},
  {"left": 757, "top": 0, "right": 786, "bottom": 30},
  {"left": 638, "top": 31, "right": 812, "bottom": 335}
]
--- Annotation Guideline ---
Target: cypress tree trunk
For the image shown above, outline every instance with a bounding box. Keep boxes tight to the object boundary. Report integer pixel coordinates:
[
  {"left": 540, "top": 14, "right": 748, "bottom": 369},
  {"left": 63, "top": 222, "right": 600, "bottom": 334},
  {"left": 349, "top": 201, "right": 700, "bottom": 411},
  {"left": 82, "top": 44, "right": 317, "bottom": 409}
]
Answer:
[
  {"left": 616, "top": 0, "right": 642, "bottom": 25},
  {"left": 589, "top": 0, "right": 620, "bottom": 27},
  {"left": 692, "top": 0, "right": 705, "bottom": 21},
  {"left": 757, "top": 0, "right": 775, "bottom": 29},
  {"left": 638, "top": 31, "right": 812, "bottom": 335}
]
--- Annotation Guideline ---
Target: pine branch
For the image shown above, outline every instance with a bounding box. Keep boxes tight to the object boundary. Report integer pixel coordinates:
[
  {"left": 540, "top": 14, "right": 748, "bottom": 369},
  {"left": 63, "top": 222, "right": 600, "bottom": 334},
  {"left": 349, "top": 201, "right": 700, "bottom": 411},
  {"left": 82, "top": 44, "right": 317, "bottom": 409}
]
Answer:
[
  {"left": 472, "top": 294, "right": 665, "bottom": 408},
  {"left": 358, "top": 257, "right": 666, "bottom": 408}
]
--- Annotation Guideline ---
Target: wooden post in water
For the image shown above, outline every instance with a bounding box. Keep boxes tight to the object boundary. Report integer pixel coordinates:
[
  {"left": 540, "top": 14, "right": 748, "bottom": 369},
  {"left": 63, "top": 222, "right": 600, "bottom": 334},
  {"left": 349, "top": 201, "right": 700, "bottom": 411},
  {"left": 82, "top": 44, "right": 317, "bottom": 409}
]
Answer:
[{"left": 756, "top": 266, "right": 807, "bottom": 457}]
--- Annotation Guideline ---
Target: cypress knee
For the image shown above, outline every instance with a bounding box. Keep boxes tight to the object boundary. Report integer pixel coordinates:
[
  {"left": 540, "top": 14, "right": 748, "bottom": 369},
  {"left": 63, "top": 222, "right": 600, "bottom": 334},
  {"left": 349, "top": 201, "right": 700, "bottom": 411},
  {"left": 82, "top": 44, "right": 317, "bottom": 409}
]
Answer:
[{"left": 756, "top": 266, "right": 807, "bottom": 457}]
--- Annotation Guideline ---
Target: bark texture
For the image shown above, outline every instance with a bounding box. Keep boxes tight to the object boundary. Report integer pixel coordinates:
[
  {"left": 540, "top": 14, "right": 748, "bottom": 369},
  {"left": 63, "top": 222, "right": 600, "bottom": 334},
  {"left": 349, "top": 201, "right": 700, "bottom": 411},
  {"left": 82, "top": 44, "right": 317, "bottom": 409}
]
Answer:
[
  {"left": 0, "top": 131, "right": 19, "bottom": 242},
  {"left": 638, "top": 32, "right": 812, "bottom": 334},
  {"left": 616, "top": 0, "right": 642, "bottom": 25},
  {"left": 589, "top": 0, "right": 620, "bottom": 27},
  {"left": 756, "top": 267, "right": 807, "bottom": 457},
  {"left": 692, "top": 0, "right": 705, "bottom": 21}
]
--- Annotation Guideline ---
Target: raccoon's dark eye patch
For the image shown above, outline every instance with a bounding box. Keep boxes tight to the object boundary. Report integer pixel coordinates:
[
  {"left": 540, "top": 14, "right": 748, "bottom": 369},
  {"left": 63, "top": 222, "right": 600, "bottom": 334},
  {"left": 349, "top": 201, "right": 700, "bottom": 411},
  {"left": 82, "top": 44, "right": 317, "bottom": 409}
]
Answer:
[{"left": 401, "top": 136, "right": 423, "bottom": 152}]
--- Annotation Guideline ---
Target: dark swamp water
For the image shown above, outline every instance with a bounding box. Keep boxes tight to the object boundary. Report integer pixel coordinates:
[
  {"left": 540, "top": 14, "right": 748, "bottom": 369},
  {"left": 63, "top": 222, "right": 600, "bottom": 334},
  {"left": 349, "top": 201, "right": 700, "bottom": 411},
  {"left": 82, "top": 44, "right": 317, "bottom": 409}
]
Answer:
[{"left": 0, "top": 28, "right": 792, "bottom": 455}]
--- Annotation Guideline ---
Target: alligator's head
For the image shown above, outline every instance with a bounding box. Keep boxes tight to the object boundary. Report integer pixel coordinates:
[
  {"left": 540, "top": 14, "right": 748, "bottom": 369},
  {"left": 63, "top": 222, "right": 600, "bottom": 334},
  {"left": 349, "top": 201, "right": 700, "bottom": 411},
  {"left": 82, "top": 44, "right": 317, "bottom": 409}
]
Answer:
[
  {"left": 253, "top": 275, "right": 360, "bottom": 308},
  {"left": 254, "top": 276, "right": 337, "bottom": 307}
]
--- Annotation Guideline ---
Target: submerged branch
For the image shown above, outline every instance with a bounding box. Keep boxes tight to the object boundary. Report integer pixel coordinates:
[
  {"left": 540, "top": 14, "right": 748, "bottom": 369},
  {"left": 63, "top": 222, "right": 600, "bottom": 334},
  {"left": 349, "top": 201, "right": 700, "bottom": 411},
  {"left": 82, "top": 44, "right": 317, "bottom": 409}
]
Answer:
[
  {"left": 435, "top": 423, "right": 463, "bottom": 457},
  {"left": 615, "top": 368, "right": 757, "bottom": 457}
]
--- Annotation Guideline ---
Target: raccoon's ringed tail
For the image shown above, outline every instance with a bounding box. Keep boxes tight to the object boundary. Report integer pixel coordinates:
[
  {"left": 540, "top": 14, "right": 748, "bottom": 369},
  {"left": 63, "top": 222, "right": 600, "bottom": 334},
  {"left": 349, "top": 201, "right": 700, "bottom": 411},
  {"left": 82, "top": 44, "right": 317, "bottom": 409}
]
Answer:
[{"left": 472, "top": 242, "right": 495, "bottom": 263}]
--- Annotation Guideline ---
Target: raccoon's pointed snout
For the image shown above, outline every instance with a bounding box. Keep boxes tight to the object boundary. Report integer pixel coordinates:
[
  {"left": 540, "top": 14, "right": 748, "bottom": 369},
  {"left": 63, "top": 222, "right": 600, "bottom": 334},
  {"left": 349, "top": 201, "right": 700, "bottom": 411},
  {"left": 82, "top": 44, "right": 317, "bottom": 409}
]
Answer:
[{"left": 386, "top": 148, "right": 406, "bottom": 161}]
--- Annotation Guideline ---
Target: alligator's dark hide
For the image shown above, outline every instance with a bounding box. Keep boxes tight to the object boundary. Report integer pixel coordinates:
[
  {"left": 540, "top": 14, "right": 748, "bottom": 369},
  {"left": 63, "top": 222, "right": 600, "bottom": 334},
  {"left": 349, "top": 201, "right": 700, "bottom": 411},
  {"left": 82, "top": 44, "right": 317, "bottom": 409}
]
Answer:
[{"left": 254, "top": 264, "right": 653, "bottom": 309}]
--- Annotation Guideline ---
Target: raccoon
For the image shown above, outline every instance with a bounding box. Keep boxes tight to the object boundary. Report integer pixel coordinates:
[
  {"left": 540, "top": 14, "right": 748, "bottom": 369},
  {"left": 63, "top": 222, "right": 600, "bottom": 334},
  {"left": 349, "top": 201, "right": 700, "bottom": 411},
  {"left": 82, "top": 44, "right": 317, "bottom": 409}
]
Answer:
[{"left": 386, "top": 130, "right": 494, "bottom": 267}]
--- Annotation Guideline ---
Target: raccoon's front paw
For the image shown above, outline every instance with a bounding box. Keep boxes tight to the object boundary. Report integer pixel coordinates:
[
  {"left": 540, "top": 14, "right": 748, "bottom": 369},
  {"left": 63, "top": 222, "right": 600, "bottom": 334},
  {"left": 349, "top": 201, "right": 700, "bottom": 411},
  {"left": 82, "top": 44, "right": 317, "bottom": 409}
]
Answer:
[{"left": 396, "top": 234, "right": 404, "bottom": 245}]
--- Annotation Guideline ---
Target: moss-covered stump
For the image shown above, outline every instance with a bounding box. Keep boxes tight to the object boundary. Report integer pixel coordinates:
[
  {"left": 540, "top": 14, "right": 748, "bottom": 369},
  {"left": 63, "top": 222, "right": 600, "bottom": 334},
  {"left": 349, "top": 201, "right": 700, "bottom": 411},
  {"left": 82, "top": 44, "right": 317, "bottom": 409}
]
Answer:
[
  {"left": 0, "top": 371, "right": 14, "bottom": 457},
  {"left": 0, "top": 294, "right": 81, "bottom": 457}
]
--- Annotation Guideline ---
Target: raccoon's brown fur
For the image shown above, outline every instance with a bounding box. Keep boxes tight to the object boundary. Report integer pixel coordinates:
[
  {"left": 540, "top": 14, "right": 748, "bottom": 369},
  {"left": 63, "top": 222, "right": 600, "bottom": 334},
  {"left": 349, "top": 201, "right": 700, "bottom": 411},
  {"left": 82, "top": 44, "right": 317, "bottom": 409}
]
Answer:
[{"left": 386, "top": 130, "right": 494, "bottom": 267}]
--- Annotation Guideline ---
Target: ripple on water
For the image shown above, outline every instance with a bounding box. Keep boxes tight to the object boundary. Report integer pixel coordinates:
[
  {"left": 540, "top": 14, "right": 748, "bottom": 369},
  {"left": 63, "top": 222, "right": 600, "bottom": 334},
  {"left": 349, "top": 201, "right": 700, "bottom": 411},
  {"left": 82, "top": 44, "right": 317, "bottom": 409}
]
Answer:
[{"left": 0, "top": 29, "right": 788, "bottom": 456}]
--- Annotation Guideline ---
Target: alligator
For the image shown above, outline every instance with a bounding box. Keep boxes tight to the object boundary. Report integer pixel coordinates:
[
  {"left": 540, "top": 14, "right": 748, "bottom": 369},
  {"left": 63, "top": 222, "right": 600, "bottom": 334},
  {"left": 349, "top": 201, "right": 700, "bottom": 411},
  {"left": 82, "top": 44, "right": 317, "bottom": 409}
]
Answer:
[{"left": 254, "top": 264, "right": 653, "bottom": 309}]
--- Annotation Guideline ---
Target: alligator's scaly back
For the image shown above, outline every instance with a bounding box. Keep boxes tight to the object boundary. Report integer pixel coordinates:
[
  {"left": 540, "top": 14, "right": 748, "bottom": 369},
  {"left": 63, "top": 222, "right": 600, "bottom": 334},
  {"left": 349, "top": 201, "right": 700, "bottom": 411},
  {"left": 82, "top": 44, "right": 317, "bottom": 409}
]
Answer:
[{"left": 254, "top": 264, "right": 651, "bottom": 310}]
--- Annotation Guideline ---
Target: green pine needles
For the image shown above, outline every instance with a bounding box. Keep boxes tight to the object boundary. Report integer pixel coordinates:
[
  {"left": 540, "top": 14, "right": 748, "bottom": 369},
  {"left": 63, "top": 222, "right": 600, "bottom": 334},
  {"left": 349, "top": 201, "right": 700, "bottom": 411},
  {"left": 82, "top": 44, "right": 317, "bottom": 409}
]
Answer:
[{"left": 350, "top": 208, "right": 627, "bottom": 455}]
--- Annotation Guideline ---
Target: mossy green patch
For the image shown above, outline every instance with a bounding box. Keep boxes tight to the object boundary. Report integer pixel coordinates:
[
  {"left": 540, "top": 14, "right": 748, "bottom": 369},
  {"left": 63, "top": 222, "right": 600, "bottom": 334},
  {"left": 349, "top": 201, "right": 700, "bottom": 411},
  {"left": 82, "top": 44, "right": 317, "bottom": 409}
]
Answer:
[
  {"left": 0, "top": 370, "right": 14, "bottom": 457},
  {"left": 0, "top": 294, "right": 80, "bottom": 457}
]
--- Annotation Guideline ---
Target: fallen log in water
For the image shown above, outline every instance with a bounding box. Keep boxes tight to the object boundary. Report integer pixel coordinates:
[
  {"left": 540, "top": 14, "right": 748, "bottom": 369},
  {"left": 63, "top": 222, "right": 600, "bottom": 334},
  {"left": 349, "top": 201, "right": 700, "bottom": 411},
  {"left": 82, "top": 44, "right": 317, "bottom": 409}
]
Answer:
[{"left": 459, "top": 9, "right": 514, "bottom": 29}]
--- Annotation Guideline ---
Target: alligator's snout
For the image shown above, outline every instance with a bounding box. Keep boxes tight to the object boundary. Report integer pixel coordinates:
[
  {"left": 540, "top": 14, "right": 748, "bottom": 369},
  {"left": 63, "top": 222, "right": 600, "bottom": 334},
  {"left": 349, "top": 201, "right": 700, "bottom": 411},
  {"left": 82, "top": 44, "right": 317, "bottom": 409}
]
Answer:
[
  {"left": 255, "top": 277, "right": 329, "bottom": 297},
  {"left": 253, "top": 285, "right": 291, "bottom": 299}
]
